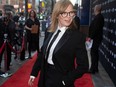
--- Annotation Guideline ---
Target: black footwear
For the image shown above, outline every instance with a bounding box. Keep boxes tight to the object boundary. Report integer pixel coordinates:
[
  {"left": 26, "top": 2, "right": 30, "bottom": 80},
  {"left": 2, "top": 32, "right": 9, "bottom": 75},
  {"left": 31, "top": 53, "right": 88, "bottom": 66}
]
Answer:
[
  {"left": 0, "top": 72, "right": 12, "bottom": 78},
  {"left": 29, "top": 57, "right": 32, "bottom": 59},
  {"left": 0, "top": 70, "right": 5, "bottom": 74},
  {"left": 88, "top": 70, "right": 99, "bottom": 74},
  {"left": 88, "top": 70, "right": 96, "bottom": 74},
  {"left": 14, "top": 56, "right": 17, "bottom": 59}
]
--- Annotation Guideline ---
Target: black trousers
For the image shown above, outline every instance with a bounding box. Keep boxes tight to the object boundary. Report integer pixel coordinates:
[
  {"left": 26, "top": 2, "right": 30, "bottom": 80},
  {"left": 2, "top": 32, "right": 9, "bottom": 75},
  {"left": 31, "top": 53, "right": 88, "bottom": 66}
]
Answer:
[
  {"left": 0, "top": 43, "right": 11, "bottom": 71},
  {"left": 20, "top": 48, "right": 25, "bottom": 61},
  {"left": 44, "top": 63, "right": 74, "bottom": 87},
  {"left": 90, "top": 42, "right": 100, "bottom": 72},
  {"left": 28, "top": 38, "right": 39, "bottom": 57}
]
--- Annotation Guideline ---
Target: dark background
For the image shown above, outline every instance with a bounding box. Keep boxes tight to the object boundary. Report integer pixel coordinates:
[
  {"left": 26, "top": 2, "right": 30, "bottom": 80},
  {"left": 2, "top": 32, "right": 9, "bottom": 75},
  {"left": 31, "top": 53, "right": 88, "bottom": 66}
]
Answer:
[{"left": 90, "top": 0, "right": 116, "bottom": 86}]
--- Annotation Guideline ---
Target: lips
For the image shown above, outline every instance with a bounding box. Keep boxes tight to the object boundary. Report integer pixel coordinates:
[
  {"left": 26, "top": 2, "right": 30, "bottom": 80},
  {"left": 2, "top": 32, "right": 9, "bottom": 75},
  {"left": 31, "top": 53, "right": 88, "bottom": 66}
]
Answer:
[{"left": 65, "top": 18, "right": 72, "bottom": 23}]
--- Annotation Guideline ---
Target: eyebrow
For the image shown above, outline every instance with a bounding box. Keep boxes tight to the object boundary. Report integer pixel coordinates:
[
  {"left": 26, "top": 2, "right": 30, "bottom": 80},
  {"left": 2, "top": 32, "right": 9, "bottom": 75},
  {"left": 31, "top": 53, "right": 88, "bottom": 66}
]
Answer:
[{"left": 63, "top": 11, "right": 75, "bottom": 12}]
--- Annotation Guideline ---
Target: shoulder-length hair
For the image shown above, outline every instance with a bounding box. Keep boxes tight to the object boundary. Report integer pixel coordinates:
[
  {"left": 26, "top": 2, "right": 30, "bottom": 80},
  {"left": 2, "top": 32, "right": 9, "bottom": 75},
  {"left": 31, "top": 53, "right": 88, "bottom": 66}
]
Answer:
[
  {"left": 29, "top": 10, "right": 36, "bottom": 18},
  {"left": 49, "top": 0, "right": 77, "bottom": 32}
]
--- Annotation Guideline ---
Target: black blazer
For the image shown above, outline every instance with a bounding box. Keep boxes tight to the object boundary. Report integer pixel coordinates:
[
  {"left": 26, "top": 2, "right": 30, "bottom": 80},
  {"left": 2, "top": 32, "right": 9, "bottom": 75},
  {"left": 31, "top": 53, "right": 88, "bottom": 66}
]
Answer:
[
  {"left": 31, "top": 28, "right": 89, "bottom": 87},
  {"left": 89, "top": 13, "right": 104, "bottom": 44}
]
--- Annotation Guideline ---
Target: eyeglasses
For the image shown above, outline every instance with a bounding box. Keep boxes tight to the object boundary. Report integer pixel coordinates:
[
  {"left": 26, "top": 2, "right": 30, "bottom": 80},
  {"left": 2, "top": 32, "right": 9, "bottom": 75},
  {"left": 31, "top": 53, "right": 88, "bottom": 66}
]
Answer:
[{"left": 60, "top": 11, "right": 75, "bottom": 17}]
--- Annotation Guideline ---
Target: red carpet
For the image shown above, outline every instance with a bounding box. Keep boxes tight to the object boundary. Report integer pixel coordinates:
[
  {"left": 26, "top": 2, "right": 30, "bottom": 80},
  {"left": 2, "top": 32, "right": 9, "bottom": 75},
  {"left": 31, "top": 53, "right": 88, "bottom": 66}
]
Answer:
[{"left": 1, "top": 53, "right": 94, "bottom": 87}]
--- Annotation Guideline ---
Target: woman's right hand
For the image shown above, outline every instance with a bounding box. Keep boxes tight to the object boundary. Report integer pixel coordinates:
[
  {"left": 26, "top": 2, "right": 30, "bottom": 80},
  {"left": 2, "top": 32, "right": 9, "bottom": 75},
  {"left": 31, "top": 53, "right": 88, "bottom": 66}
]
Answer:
[{"left": 28, "top": 76, "right": 35, "bottom": 87}]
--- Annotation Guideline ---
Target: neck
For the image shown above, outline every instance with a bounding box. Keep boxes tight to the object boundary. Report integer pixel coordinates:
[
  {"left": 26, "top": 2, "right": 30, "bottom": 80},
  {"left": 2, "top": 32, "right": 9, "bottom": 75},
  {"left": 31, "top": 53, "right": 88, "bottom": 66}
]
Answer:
[
  {"left": 95, "top": 11, "right": 100, "bottom": 15},
  {"left": 31, "top": 17, "right": 34, "bottom": 21}
]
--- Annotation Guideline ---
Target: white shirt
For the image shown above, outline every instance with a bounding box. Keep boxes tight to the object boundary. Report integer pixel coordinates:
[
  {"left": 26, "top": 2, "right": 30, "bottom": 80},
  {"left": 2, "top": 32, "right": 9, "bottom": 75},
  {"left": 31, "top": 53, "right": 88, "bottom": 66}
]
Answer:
[
  {"left": 47, "top": 26, "right": 67, "bottom": 65},
  {"left": 30, "top": 26, "right": 67, "bottom": 79}
]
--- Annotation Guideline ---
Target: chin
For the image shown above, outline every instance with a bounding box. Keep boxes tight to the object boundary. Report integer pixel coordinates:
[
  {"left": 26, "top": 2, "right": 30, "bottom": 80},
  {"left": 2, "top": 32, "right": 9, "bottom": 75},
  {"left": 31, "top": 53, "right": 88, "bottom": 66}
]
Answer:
[{"left": 65, "top": 23, "right": 71, "bottom": 27}]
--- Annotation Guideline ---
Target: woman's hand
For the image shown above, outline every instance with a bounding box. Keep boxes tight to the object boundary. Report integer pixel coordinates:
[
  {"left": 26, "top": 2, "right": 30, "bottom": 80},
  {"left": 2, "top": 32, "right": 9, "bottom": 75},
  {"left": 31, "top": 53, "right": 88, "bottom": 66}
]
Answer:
[
  {"left": 28, "top": 76, "right": 35, "bottom": 87},
  {"left": 25, "top": 25, "right": 32, "bottom": 31}
]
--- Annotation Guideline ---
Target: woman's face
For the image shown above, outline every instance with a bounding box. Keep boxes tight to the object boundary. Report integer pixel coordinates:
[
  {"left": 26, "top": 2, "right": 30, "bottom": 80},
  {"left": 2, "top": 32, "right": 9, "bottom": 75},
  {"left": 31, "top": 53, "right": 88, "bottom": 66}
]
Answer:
[
  {"left": 30, "top": 11, "right": 35, "bottom": 17},
  {"left": 57, "top": 4, "right": 75, "bottom": 27}
]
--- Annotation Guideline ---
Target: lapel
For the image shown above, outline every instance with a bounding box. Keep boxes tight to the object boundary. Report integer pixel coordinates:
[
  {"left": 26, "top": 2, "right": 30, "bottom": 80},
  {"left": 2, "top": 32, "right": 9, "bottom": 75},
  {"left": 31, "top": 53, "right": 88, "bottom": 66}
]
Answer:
[
  {"left": 43, "top": 32, "right": 53, "bottom": 57},
  {"left": 53, "top": 29, "right": 72, "bottom": 54}
]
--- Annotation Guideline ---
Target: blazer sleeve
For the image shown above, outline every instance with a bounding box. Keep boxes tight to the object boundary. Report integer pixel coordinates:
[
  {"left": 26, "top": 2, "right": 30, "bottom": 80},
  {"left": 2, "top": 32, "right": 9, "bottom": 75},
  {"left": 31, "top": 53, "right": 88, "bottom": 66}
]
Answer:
[
  {"left": 30, "top": 50, "right": 43, "bottom": 77},
  {"left": 62, "top": 33, "right": 89, "bottom": 86}
]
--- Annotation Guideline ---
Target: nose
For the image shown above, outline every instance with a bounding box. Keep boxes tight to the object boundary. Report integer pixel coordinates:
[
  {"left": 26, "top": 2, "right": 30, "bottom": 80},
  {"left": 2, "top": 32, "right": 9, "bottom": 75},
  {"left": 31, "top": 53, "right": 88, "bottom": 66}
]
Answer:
[{"left": 67, "top": 13, "right": 71, "bottom": 17}]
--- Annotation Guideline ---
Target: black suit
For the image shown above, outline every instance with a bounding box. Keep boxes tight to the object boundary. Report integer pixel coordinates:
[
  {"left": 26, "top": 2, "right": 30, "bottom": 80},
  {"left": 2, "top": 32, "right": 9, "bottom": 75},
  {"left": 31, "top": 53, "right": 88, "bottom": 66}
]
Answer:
[
  {"left": 30, "top": 29, "right": 89, "bottom": 87},
  {"left": 89, "top": 13, "right": 104, "bottom": 72},
  {"left": 0, "top": 18, "right": 15, "bottom": 70}
]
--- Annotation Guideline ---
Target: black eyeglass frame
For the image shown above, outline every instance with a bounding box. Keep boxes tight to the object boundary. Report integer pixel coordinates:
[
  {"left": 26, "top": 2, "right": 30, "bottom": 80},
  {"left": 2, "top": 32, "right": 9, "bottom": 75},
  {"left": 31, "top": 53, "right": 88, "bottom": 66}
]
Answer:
[{"left": 60, "top": 11, "right": 76, "bottom": 17}]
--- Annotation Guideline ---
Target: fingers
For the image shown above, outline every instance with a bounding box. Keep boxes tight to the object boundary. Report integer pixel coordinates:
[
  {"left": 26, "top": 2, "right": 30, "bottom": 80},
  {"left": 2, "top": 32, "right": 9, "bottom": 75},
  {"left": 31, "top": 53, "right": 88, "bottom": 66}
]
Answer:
[{"left": 28, "top": 78, "right": 35, "bottom": 87}]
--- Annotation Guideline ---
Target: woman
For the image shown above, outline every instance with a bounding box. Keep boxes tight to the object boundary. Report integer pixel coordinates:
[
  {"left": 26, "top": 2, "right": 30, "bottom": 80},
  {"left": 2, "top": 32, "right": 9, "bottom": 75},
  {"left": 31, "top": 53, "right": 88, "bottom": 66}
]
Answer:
[
  {"left": 25, "top": 10, "right": 40, "bottom": 58},
  {"left": 28, "top": 0, "right": 89, "bottom": 87}
]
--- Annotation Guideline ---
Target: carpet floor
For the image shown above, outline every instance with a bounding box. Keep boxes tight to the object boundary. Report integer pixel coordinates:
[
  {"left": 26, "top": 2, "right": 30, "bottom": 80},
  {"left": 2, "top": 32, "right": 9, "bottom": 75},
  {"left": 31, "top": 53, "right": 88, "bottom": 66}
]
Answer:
[{"left": 1, "top": 53, "right": 94, "bottom": 87}]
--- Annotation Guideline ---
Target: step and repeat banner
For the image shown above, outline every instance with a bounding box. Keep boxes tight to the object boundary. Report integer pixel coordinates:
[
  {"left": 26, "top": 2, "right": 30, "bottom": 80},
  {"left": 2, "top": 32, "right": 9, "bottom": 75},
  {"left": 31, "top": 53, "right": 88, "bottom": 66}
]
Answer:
[{"left": 90, "top": 0, "right": 116, "bottom": 86}]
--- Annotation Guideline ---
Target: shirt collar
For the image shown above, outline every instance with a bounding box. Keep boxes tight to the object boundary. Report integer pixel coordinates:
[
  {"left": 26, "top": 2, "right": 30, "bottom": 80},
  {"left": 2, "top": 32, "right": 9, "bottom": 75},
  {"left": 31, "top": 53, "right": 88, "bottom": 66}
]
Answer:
[{"left": 57, "top": 26, "right": 67, "bottom": 33}]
